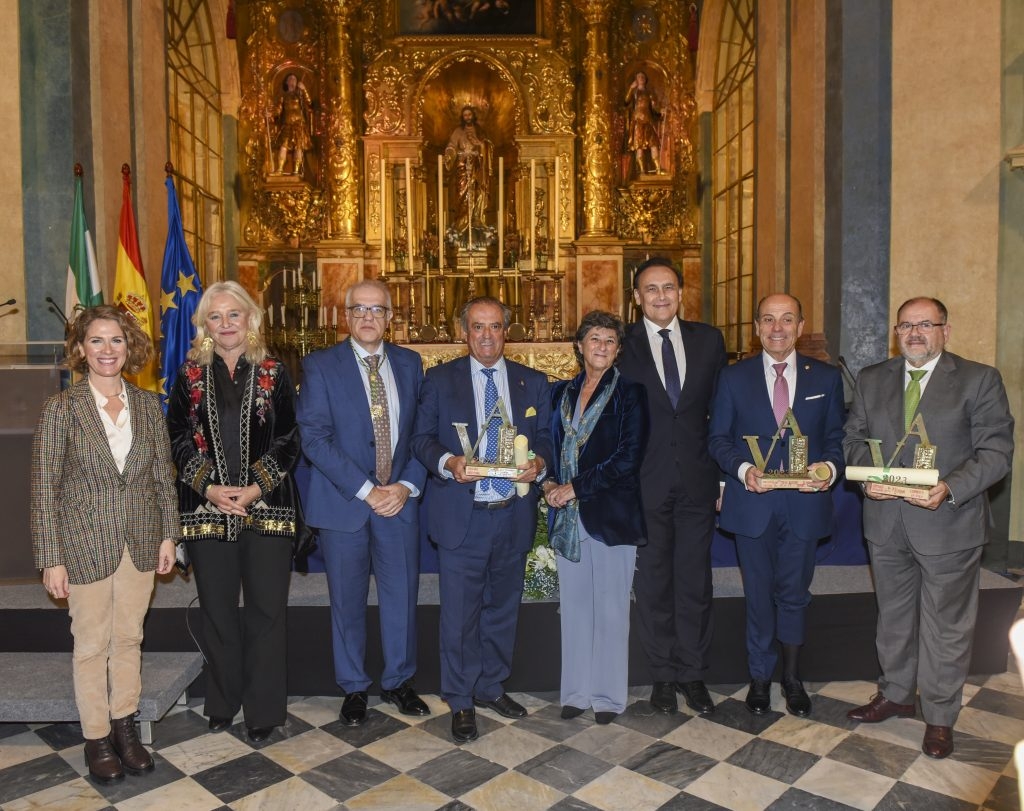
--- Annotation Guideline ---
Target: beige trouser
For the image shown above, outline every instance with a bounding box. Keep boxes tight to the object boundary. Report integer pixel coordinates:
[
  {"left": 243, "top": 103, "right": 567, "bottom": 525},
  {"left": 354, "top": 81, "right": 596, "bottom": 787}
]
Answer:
[{"left": 66, "top": 546, "right": 155, "bottom": 739}]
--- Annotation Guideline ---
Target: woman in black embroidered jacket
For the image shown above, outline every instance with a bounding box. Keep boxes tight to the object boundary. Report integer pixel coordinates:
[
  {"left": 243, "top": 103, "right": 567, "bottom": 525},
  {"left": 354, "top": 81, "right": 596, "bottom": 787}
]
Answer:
[{"left": 167, "top": 280, "right": 300, "bottom": 742}]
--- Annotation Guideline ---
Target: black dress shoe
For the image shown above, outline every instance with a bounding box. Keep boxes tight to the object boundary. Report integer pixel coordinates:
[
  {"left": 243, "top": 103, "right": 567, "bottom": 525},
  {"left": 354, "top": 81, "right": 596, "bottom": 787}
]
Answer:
[
  {"left": 380, "top": 681, "right": 430, "bottom": 716},
  {"left": 208, "top": 716, "right": 232, "bottom": 732},
  {"left": 781, "top": 678, "right": 811, "bottom": 717},
  {"left": 247, "top": 726, "right": 274, "bottom": 742},
  {"left": 560, "top": 705, "right": 586, "bottom": 719},
  {"left": 451, "top": 708, "right": 478, "bottom": 743},
  {"left": 473, "top": 693, "right": 527, "bottom": 718},
  {"left": 595, "top": 711, "right": 617, "bottom": 725},
  {"left": 340, "top": 691, "right": 369, "bottom": 726},
  {"left": 650, "top": 681, "right": 678, "bottom": 714},
  {"left": 746, "top": 679, "right": 772, "bottom": 715},
  {"left": 676, "top": 680, "right": 715, "bottom": 714}
]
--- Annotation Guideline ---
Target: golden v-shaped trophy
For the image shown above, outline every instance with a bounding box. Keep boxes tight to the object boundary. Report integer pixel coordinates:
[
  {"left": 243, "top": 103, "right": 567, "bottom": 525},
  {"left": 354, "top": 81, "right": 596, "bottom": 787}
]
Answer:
[
  {"left": 845, "top": 414, "right": 939, "bottom": 498},
  {"left": 743, "top": 408, "right": 833, "bottom": 490},
  {"left": 454, "top": 398, "right": 526, "bottom": 479}
]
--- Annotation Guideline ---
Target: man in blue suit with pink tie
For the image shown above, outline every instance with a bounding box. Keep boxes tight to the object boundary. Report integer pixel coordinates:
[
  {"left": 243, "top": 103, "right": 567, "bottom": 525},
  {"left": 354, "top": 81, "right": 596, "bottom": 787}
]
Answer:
[
  {"left": 297, "top": 279, "right": 429, "bottom": 726},
  {"left": 709, "top": 294, "right": 845, "bottom": 717},
  {"left": 412, "top": 296, "right": 552, "bottom": 744}
]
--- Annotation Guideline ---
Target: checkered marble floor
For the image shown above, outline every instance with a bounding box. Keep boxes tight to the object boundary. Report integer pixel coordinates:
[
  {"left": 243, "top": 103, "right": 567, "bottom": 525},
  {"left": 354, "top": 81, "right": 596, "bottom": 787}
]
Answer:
[{"left": 0, "top": 676, "right": 1020, "bottom": 811}]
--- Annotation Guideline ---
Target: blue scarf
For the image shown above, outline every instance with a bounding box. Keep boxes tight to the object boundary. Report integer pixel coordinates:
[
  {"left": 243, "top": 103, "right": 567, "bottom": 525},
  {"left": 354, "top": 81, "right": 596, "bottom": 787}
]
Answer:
[{"left": 549, "top": 368, "right": 619, "bottom": 562}]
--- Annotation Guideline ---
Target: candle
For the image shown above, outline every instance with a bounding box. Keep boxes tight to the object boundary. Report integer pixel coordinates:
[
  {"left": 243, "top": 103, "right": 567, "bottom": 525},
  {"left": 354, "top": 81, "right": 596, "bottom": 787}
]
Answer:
[
  {"left": 553, "top": 156, "right": 559, "bottom": 272},
  {"left": 405, "top": 157, "right": 414, "bottom": 262},
  {"left": 530, "top": 159, "right": 536, "bottom": 269},
  {"left": 380, "top": 155, "right": 387, "bottom": 271},
  {"left": 299, "top": 252, "right": 303, "bottom": 283},
  {"left": 498, "top": 157, "right": 504, "bottom": 267},
  {"left": 280, "top": 305, "right": 286, "bottom": 327},
  {"left": 437, "top": 154, "right": 444, "bottom": 269},
  {"left": 267, "top": 306, "right": 273, "bottom": 327},
  {"left": 332, "top": 305, "right": 337, "bottom": 328}
]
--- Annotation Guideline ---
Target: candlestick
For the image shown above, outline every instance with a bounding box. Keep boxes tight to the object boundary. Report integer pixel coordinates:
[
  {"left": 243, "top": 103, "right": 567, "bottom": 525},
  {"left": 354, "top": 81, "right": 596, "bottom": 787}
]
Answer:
[
  {"left": 437, "top": 154, "right": 444, "bottom": 270},
  {"left": 405, "top": 157, "right": 414, "bottom": 261},
  {"left": 498, "top": 156, "right": 504, "bottom": 267},
  {"left": 530, "top": 159, "right": 536, "bottom": 270},
  {"left": 553, "top": 156, "right": 559, "bottom": 273}
]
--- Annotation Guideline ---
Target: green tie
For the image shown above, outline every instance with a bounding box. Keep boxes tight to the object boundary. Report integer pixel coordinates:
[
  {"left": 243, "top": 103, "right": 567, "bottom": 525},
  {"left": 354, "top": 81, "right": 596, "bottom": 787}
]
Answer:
[{"left": 904, "top": 369, "right": 927, "bottom": 431}]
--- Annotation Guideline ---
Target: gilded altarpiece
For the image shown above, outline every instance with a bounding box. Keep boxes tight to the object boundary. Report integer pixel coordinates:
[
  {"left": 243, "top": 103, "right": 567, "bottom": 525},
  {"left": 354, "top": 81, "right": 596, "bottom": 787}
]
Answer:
[{"left": 234, "top": 0, "right": 699, "bottom": 360}]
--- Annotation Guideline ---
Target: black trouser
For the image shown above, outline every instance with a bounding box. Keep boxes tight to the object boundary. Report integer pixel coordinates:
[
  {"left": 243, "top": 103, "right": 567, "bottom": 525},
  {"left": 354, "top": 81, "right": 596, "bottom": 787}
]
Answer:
[
  {"left": 189, "top": 530, "right": 292, "bottom": 727},
  {"left": 633, "top": 490, "right": 716, "bottom": 683}
]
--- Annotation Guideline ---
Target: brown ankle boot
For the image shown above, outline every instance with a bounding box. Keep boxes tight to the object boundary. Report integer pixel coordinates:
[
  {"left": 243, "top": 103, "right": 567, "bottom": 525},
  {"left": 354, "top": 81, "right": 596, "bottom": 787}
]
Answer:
[
  {"left": 84, "top": 735, "right": 124, "bottom": 783},
  {"left": 110, "top": 714, "right": 154, "bottom": 774}
]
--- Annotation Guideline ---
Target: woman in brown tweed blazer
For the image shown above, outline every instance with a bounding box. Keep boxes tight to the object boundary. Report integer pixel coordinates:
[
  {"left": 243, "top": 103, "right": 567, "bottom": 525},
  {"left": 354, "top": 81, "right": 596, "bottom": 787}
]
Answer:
[
  {"left": 31, "top": 305, "right": 180, "bottom": 784},
  {"left": 166, "top": 281, "right": 301, "bottom": 743}
]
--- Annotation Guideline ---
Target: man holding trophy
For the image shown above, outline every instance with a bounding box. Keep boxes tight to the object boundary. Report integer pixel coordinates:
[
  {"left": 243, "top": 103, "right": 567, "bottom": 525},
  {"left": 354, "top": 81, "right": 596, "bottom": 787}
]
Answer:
[
  {"left": 843, "top": 297, "right": 1014, "bottom": 759},
  {"left": 412, "top": 296, "right": 552, "bottom": 744},
  {"left": 708, "top": 294, "right": 845, "bottom": 718}
]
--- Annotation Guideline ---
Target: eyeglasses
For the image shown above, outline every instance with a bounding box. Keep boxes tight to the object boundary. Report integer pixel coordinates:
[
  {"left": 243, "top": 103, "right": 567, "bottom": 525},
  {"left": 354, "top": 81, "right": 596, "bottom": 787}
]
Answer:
[
  {"left": 347, "top": 305, "right": 391, "bottom": 319},
  {"left": 894, "top": 320, "right": 946, "bottom": 335}
]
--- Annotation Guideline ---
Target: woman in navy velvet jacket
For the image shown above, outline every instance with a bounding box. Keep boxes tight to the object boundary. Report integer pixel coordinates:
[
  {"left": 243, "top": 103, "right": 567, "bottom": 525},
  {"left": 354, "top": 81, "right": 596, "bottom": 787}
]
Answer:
[{"left": 542, "top": 310, "right": 649, "bottom": 723}]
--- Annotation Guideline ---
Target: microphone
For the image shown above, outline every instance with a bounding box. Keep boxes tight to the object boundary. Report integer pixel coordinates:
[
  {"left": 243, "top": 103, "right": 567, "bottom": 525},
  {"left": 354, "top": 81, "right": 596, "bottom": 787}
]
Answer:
[
  {"left": 837, "top": 355, "right": 856, "bottom": 386},
  {"left": 45, "top": 296, "right": 69, "bottom": 325}
]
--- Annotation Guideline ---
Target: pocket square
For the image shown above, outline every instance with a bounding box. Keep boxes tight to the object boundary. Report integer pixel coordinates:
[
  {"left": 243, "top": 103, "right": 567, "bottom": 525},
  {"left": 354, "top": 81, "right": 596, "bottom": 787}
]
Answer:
[
  {"left": 804, "top": 394, "right": 825, "bottom": 401},
  {"left": 525, "top": 406, "right": 537, "bottom": 418}
]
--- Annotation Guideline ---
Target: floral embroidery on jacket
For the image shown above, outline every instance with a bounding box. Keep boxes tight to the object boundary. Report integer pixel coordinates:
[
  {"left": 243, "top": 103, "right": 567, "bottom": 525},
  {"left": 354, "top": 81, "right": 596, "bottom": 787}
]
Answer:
[
  {"left": 183, "top": 363, "right": 208, "bottom": 453},
  {"left": 254, "top": 359, "right": 278, "bottom": 425}
]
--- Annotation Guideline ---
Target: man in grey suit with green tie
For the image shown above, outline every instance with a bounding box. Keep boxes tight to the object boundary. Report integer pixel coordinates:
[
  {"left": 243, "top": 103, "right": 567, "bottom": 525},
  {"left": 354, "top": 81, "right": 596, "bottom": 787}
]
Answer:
[{"left": 843, "top": 297, "right": 1014, "bottom": 760}]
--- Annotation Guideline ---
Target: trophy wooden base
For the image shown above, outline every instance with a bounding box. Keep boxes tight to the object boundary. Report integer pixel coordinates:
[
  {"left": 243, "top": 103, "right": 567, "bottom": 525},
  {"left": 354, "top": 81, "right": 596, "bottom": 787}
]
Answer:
[
  {"left": 465, "top": 462, "right": 521, "bottom": 479},
  {"left": 867, "top": 482, "right": 932, "bottom": 499},
  {"left": 760, "top": 476, "right": 818, "bottom": 490}
]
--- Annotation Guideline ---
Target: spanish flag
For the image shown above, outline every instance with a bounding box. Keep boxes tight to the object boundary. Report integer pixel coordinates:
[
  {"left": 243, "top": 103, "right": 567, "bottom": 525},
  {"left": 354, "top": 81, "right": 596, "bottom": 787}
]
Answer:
[{"left": 112, "top": 163, "right": 158, "bottom": 391}]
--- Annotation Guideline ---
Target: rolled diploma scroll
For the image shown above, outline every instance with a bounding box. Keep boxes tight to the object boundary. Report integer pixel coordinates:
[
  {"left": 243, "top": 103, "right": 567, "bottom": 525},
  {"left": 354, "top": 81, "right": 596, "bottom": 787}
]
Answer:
[
  {"left": 514, "top": 434, "right": 530, "bottom": 497},
  {"left": 845, "top": 466, "right": 939, "bottom": 487}
]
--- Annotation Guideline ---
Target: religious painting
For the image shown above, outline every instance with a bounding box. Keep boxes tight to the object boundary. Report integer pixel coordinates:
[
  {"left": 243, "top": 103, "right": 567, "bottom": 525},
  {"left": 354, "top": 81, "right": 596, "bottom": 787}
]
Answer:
[{"left": 396, "top": 0, "right": 537, "bottom": 36}]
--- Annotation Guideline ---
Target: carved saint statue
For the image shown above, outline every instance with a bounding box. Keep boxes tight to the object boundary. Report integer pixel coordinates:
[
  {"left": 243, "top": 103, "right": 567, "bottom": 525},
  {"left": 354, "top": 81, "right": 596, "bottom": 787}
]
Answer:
[
  {"left": 443, "top": 105, "right": 493, "bottom": 240},
  {"left": 270, "top": 73, "right": 314, "bottom": 176},
  {"left": 624, "top": 71, "right": 663, "bottom": 175}
]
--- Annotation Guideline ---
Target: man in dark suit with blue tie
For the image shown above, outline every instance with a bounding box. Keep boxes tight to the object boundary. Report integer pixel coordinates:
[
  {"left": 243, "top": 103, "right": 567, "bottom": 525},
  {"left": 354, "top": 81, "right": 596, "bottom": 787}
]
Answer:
[
  {"left": 298, "top": 279, "right": 429, "bottom": 726},
  {"left": 412, "top": 296, "right": 552, "bottom": 743},
  {"left": 618, "top": 258, "right": 727, "bottom": 716},
  {"left": 708, "top": 294, "right": 845, "bottom": 717}
]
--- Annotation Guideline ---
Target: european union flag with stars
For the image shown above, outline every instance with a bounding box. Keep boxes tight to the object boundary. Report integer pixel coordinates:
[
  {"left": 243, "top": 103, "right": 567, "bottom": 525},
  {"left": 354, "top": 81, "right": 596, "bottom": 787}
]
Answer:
[{"left": 159, "top": 175, "right": 202, "bottom": 411}]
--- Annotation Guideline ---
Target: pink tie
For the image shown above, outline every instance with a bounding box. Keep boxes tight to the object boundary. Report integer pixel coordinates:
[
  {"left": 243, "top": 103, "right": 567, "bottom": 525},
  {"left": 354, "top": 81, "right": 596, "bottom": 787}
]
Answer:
[{"left": 772, "top": 362, "right": 789, "bottom": 432}]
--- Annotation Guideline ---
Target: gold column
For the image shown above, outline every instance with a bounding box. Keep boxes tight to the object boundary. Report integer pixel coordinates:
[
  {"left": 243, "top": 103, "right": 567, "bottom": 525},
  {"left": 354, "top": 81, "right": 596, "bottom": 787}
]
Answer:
[
  {"left": 323, "top": 1, "right": 360, "bottom": 240},
  {"left": 576, "top": 0, "right": 615, "bottom": 237}
]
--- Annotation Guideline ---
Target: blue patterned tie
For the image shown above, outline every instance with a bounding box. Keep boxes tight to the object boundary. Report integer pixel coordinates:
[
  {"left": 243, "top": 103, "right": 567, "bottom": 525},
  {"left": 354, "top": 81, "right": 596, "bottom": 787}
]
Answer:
[{"left": 481, "top": 368, "right": 514, "bottom": 498}]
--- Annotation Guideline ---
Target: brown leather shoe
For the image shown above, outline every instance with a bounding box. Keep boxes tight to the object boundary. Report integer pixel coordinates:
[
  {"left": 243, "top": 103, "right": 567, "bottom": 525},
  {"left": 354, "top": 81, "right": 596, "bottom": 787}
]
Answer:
[
  {"left": 846, "top": 693, "right": 915, "bottom": 723},
  {"left": 922, "top": 724, "right": 954, "bottom": 759},
  {"left": 110, "top": 714, "right": 154, "bottom": 774},
  {"left": 84, "top": 736, "right": 124, "bottom": 783}
]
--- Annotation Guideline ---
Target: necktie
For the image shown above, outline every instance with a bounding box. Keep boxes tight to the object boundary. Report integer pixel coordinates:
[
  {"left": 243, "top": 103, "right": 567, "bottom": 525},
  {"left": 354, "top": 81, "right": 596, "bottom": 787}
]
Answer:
[
  {"left": 772, "top": 362, "right": 789, "bottom": 433},
  {"left": 904, "top": 369, "right": 927, "bottom": 431},
  {"left": 481, "top": 368, "right": 513, "bottom": 498},
  {"left": 659, "top": 329, "right": 680, "bottom": 409},
  {"left": 365, "top": 354, "right": 392, "bottom": 484}
]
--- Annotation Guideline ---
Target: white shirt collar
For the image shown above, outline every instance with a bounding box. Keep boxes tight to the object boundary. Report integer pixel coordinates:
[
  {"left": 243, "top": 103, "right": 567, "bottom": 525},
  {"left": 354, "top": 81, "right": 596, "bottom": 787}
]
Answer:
[
  {"left": 762, "top": 351, "right": 797, "bottom": 372},
  {"left": 904, "top": 353, "right": 941, "bottom": 376},
  {"left": 470, "top": 356, "right": 507, "bottom": 376},
  {"left": 87, "top": 378, "right": 128, "bottom": 408}
]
